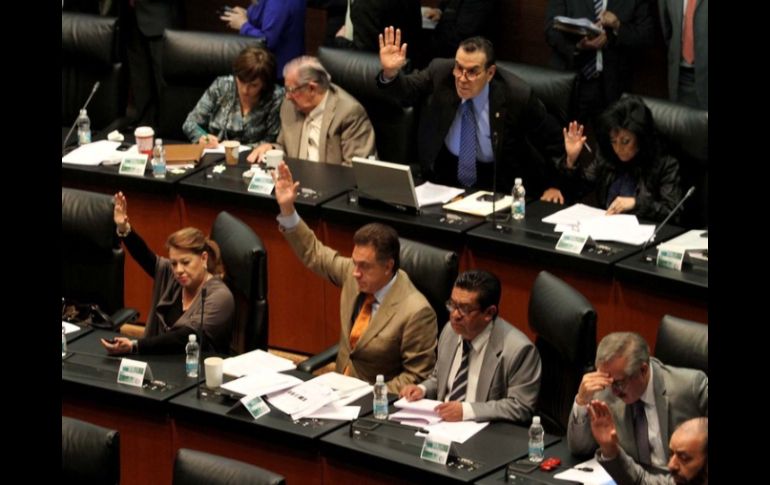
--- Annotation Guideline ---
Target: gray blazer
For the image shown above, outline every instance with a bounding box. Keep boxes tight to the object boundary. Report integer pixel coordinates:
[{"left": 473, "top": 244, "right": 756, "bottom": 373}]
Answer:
[
  {"left": 597, "top": 447, "right": 675, "bottom": 485},
  {"left": 568, "top": 357, "right": 709, "bottom": 462},
  {"left": 421, "top": 318, "right": 541, "bottom": 422},
  {"left": 659, "top": 0, "right": 708, "bottom": 108}
]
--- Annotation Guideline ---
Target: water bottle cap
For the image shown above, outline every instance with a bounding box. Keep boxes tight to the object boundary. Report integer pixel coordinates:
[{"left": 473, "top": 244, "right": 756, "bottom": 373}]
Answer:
[
  {"left": 188, "top": 334, "right": 196, "bottom": 342},
  {"left": 79, "top": 108, "right": 88, "bottom": 115},
  {"left": 532, "top": 416, "right": 540, "bottom": 424},
  {"left": 514, "top": 177, "right": 523, "bottom": 185},
  {"left": 375, "top": 374, "right": 384, "bottom": 383},
  {"left": 155, "top": 138, "right": 163, "bottom": 146}
]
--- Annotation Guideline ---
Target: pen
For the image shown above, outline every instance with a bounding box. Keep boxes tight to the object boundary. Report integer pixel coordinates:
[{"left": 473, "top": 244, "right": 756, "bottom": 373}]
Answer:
[{"left": 574, "top": 466, "right": 593, "bottom": 472}]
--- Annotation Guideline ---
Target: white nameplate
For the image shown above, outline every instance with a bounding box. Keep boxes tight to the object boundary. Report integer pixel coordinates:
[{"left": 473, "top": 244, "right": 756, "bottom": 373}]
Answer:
[
  {"left": 247, "top": 172, "right": 275, "bottom": 195},
  {"left": 241, "top": 394, "right": 271, "bottom": 420},
  {"left": 656, "top": 247, "right": 684, "bottom": 271},
  {"left": 119, "top": 156, "right": 148, "bottom": 177},
  {"left": 117, "top": 358, "right": 148, "bottom": 387},
  {"left": 555, "top": 231, "right": 588, "bottom": 255},
  {"left": 420, "top": 434, "right": 452, "bottom": 465}
]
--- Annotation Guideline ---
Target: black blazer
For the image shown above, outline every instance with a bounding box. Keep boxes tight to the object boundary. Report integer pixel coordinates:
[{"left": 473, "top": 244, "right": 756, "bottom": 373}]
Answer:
[
  {"left": 333, "top": 0, "right": 422, "bottom": 54},
  {"left": 378, "top": 58, "right": 563, "bottom": 195}
]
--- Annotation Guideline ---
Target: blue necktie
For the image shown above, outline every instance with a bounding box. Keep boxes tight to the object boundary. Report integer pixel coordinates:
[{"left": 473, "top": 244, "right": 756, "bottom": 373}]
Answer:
[
  {"left": 447, "top": 340, "right": 472, "bottom": 402},
  {"left": 581, "top": 0, "right": 604, "bottom": 79},
  {"left": 457, "top": 101, "right": 477, "bottom": 187}
]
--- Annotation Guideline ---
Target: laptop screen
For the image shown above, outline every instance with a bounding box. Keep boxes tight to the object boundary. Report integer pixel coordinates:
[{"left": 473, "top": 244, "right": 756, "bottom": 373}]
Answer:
[{"left": 351, "top": 157, "right": 420, "bottom": 210}]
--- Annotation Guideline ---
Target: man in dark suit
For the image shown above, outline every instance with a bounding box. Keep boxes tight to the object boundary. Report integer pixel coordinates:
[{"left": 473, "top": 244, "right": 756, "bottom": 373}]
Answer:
[
  {"left": 422, "top": 0, "right": 498, "bottom": 62},
  {"left": 568, "top": 332, "right": 708, "bottom": 470},
  {"left": 659, "top": 0, "right": 708, "bottom": 109},
  {"left": 377, "top": 27, "right": 563, "bottom": 197},
  {"left": 400, "top": 270, "right": 541, "bottom": 423},
  {"left": 334, "top": 0, "right": 422, "bottom": 56},
  {"left": 545, "top": 0, "right": 654, "bottom": 122}
]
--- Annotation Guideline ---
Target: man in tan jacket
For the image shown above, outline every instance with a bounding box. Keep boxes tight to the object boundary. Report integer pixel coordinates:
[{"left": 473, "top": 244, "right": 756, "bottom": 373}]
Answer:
[{"left": 271, "top": 161, "right": 437, "bottom": 392}]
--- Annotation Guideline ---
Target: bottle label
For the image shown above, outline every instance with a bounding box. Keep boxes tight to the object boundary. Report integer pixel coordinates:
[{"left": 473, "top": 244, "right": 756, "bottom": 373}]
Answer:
[{"left": 78, "top": 130, "right": 91, "bottom": 145}]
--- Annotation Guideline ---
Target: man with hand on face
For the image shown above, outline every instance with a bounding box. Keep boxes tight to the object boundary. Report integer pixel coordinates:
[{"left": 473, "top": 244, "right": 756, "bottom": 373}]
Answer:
[
  {"left": 568, "top": 332, "right": 708, "bottom": 470},
  {"left": 399, "top": 270, "right": 541, "bottom": 422},
  {"left": 590, "top": 406, "right": 708, "bottom": 485},
  {"left": 271, "top": 162, "right": 437, "bottom": 392},
  {"left": 377, "top": 27, "right": 564, "bottom": 199}
]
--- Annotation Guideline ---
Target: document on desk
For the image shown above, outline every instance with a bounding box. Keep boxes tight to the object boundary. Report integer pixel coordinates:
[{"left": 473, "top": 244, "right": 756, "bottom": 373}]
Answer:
[
  {"left": 62, "top": 140, "right": 121, "bottom": 165},
  {"left": 415, "top": 182, "right": 465, "bottom": 206},
  {"left": 553, "top": 457, "right": 616, "bottom": 484},
  {"left": 307, "top": 372, "right": 372, "bottom": 406},
  {"left": 658, "top": 229, "right": 708, "bottom": 252},
  {"left": 304, "top": 403, "right": 361, "bottom": 421},
  {"left": 443, "top": 191, "right": 513, "bottom": 216},
  {"left": 62, "top": 321, "right": 81, "bottom": 334},
  {"left": 222, "top": 349, "right": 296, "bottom": 378},
  {"left": 390, "top": 397, "right": 443, "bottom": 426},
  {"left": 577, "top": 215, "right": 655, "bottom": 245},
  {"left": 423, "top": 420, "right": 489, "bottom": 444},
  {"left": 542, "top": 203, "right": 605, "bottom": 226},
  {"left": 267, "top": 380, "right": 339, "bottom": 420},
  {"left": 220, "top": 370, "right": 303, "bottom": 398}
]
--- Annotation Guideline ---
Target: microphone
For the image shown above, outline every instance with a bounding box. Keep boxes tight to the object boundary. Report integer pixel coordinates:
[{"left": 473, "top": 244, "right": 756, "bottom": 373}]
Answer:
[
  {"left": 640, "top": 186, "right": 695, "bottom": 261},
  {"left": 485, "top": 127, "right": 509, "bottom": 231},
  {"left": 62, "top": 81, "right": 101, "bottom": 155},
  {"left": 197, "top": 287, "right": 207, "bottom": 399}
]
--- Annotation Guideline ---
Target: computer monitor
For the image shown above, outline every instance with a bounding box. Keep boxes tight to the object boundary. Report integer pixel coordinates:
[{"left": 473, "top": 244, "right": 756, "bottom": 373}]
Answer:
[{"left": 351, "top": 157, "right": 420, "bottom": 211}]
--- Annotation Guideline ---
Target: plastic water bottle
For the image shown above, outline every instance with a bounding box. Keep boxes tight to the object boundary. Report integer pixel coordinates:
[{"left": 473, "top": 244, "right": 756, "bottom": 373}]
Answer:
[
  {"left": 512, "top": 177, "right": 526, "bottom": 221},
  {"left": 185, "top": 334, "right": 199, "bottom": 378},
  {"left": 372, "top": 374, "right": 388, "bottom": 419},
  {"left": 62, "top": 324, "right": 67, "bottom": 359},
  {"left": 77, "top": 109, "right": 91, "bottom": 145},
  {"left": 528, "top": 415, "right": 545, "bottom": 462},
  {"left": 152, "top": 138, "right": 166, "bottom": 178}
]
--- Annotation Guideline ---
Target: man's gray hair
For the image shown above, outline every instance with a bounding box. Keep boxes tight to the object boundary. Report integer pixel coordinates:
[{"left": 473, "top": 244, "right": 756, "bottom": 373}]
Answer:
[
  {"left": 283, "top": 56, "right": 331, "bottom": 91},
  {"left": 595, "top": 332, "right": 650, "bottom": 375}
]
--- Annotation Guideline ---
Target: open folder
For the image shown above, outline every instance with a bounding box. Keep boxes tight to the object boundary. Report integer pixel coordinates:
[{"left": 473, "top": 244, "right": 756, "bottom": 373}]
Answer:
[{"left": 164, "top": 144, "right": 204, "bottom": 165}]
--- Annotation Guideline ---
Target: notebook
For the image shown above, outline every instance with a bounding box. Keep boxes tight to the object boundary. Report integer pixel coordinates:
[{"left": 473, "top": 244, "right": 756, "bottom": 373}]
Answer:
[
  {"left": 164, "top": 144, "right": 204, "bottom": 165},
  {"left": 351, "top": 157, "right": 420, "bottom": 210}
]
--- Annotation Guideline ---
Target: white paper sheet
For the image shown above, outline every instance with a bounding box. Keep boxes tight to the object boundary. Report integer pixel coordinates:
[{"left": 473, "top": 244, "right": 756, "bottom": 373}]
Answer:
[
  {"left": 62, "top": 321, "right": 81, "bottom": 334},
  {"left": 304, "top": 403, "right": 361, "bottom": 421},
  {"left": 307, "top": 372, "right": 372, "bottom": 405},
  {"left": 424, "top": 420, "right": 489, "bottom": 444},
  {"left": 442, "top": 191, "right": 512, "bottom": 217},
  {"left": 62, "top": 140, "right": 122, "bottom": 165},
  {"left": 220, "top": 370, "right": 303, "bottom": 397},
  {"left": 542, "top": 203, "right": 605, "bottom": 225},
  {"left": 553, "top": 457, "right": 617, "bottom": 484},
  {"left": 267, "top": 381, "right": 338, "bottom": 420},
  {"left": 222, "top": 349, "right": 296, "bottom": 378},
  {"left": 658, "top": 229, "right": 708, "bottom": 252},
  {"left": 415, "top": 181, "right": 465, "bottom": 206},
  {"left": 389, "top": 409, "right": 442, "bottom": 426},
  {"left": 393, "top": 397, "right": 443, "bottom": 412}
]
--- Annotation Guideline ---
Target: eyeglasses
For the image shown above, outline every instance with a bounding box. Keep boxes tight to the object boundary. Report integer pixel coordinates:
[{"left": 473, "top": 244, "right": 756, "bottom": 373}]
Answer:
[
  {"left": 284, "top": 83, "right": 309, "bottom": 96},
  {"left": 452, "top": 63, "right": 485, "bottom": 81},
  {"left": 610, "top": 371, "right": 637, "bottom": 392},
  {"left": 445, "top": 299, "right": 481, "bottom": 317}
]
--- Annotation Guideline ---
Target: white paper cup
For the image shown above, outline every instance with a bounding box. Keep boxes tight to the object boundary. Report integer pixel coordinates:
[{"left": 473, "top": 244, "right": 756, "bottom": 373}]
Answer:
[
  {"left": 223, "top": 140, "right": 240, "bottom": 165},
  {"left": 204, "top": 357, "right": 224, "bottom": 388},
  {"left": 134, "top": 126, "right": 154, "bottom": 155},
  {"left": 264, "top": 149, "right": 284, "bottom": 169}
]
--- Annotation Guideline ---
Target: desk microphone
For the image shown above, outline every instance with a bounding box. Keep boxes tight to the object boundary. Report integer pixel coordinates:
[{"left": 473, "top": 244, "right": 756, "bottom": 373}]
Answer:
[
  {"left": 485, "top": 128, "right": 509, "bottom": 231},
  {"left": 640, "top": 186, "right": 695, "bottom": 261},
  {"left": 62, "top": 81, "right": 101, "bottom": 155},
  {"left": 196, "top": 287, "right": 207, "bottom": 399}
]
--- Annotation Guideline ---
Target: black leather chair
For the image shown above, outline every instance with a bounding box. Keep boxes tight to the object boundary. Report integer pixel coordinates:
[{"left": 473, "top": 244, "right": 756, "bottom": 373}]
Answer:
[
  {"left": 298, "top": 238, "right": 458, "bottom": 373},
  {"left": 158, "top": 30, "right": 264, "bottom": 141},
  {"left": 528, "top": 271, "right": 597, "bottom": 436},
  {"left": 317, "top": 46, "right": 419, "bottom": 166},
  {"left": 62, "top": 13, "right": 127, "bottom": 136},
  {"left": 496, "top": 61, "right": 577, "bottom": 125},
  {"left": 62, "top": 416, "right": 120, "bottom": 485},
  {"left": 655, "top": 315, "right": 708, "bottom": 375},
  {"left": 629, "top": 94, "right": 708, "bottom": 228},
  {"left": 210, "top": 211, "right": 268, "bottom": 355},
  {"left": 173, "top": 448, "right": 285, "bottom": 485}
]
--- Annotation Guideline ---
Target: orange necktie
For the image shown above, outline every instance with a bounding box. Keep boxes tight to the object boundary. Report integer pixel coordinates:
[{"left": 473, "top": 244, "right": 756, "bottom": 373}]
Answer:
[
  {"left": 344, "top": 294, "right": 375, "bottom": 376},
  {"left": 682, "top": 0, "right": 697, "bottom": 64}
]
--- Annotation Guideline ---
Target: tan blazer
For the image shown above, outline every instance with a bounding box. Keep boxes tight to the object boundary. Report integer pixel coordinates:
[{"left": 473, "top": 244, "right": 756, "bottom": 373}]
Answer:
[
  {"left": 282, "top": 220, "right": 437, "bottom": 393},
  {"left": 274, "top": 83, "right": 377, "bottom": 166}
]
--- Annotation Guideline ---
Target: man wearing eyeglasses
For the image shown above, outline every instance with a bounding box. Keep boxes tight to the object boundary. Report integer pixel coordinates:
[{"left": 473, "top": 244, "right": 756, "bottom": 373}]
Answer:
[
  {"left": 568, "top": 332, "right": 708, "bottom": 471},
  {"left": 399, "top": 270, "right": 541, "bottom": 422},
  {"left": 377, "top": 27, "right": 564, "bottom": 198},
  {"left": 248, "top": 56, "right": 376, "bottom": 165}
]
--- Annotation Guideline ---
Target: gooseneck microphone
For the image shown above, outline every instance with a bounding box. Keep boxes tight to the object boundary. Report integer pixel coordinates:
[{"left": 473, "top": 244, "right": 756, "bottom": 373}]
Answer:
[
  {"left": 62, "top": 81, "right": 101, "bottom": 155},
  {"left": 196, "top": 287, "right": 207, "bottom": 399},
  {"left": 486, "top": 127, "right": 509, "bottom": 231},
  {"left": 641, "top": 186, "right": 695, "bottom": 261}
]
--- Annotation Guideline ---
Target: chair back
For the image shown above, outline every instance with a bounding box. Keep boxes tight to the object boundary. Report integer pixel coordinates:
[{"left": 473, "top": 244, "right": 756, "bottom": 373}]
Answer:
[
  {"left": 655, "top": 315, "right": 708, "bottom": 375},
  {"left": 317, "top": 46, "right": 418, "bottom": 165},
  {"left": 529, "top": 271, "right": 596, "bottom": 435},
  {"left": 62, "top": 13, "right": 126, "bottom": 129},
  {"left": 398, "top": 238, "right": 458, "bottom": 332},
  {"left": 62, "top": 188, "right": 125, "bottom": 314},
  {"left": 173, "top": 448, "right": 285, "bottom": 485},
  {"left": 496, "top": 60, "right": 577, "bottom": 125},
  {"left": 158, "top": 30, "right": 264, "bottom": 140},
  {"left": 210, "top": 211, "right": 268, "bottom": 355},
  {"left": 62, "top": 416, "right": 120, "bottom": 485}
]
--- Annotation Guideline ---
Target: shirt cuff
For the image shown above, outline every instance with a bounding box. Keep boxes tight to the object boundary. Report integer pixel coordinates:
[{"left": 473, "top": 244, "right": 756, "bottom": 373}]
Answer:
[
  {"left": 276, "top": 210, "right": 300, "bottom": 230},
  {"left": 130, "top": 339, "right": 139, "bottom": 354},
  {"left": 462, "top": 402, "right": 475, "bottom": 421},
  {"left": 417, "top": 384, "right": 427, "bottom": 394},
  {"left": 379, "top": 72, "right": 396, "bottom": 84},
  {"left": 571, "top": 399, "right": 588, "bottom": 423}
]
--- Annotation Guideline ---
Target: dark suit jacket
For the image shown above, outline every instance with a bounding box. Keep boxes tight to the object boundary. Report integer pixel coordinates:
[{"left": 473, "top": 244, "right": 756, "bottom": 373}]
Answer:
[
  {"left": 378, "top": 58, "right": 564, "bottom": 195},
  {"left": 545, "top": 0, "right": 654, "bottom": 102},
  {"left": 659, "top": 0, "right": 708, "bottom": 108},
  {"left": 133, "top": 0, "right": 183, "bottom": 37},
  {"left": 427, "top": 0, "right": 498, "bottom": 60},
  {"left": 333, "top": 0, "right": 422, "bottom": 54}
]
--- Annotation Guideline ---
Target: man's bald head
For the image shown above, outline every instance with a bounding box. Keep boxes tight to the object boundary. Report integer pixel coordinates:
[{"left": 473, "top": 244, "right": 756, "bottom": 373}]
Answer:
[{"left": 668, "top": 417, "right": 708, "bottom": 485}]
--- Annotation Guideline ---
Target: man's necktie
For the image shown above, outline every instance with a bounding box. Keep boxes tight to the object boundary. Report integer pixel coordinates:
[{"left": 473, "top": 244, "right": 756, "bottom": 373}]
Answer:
[
  {"left": 632, "top": 400, "right": 652, "bottom": 465},
  {"left": 581, "top": 0, "right": 604, "bottom": 79},
  {"left": 682, "top": 0, "right": 697, "bottom": 64},
  {"left": 447, "top": 340, "right": 472, "bottom": 402},
  {"left": 457, "top": 101, "right": 477, "bottom": 187},
  {"left": 349, "top": 294, "right": 375, "bottom": 350}
]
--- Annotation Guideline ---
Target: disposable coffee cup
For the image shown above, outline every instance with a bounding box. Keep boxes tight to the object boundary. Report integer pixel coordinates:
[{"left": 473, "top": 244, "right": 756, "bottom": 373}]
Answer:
[
  {"left": 223, "top": 140, "right": 240, "bottom": 165},
  {"left": 134, "top": 126, "right": 154, "bottom": 155},
  {"left": 264, "top": 149, "right": 284, "bottom": 169},
  {"left": 204, "top": 357, "right": 224, "bottom": 388}
]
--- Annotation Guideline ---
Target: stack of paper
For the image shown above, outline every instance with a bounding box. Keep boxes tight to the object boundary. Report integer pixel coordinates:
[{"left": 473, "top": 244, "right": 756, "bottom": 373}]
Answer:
[
  {"left": 220, "top": 370, "right": 303, "bottom": 398},
  {"left": 443, "top": 191, "right": 512, "bottom": 217},
  {"left": 553, "top": 16, "right": 603, "bottom": 37},
  {"left": 415, "top": 182, "right": 465, "bottom": 206},
  {"left": 389, "top": 397, "right": 443, "bottom": 426},
  {"left": 543, "top": 203, "right": 655, "bottom": 245},
  {"left": 267, "top": 380, "right": 339, "bottom": 420},
  {"left": 222, "top": 349, "right": 296, "bottom": 378},
  {"left": 307, "top": 372, "right": 373, "bottom": 406}
]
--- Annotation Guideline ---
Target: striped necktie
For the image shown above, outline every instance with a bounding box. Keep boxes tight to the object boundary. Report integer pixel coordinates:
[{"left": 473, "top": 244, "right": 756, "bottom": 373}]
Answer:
[
  {"left": 457, "top": 101, "right": 478, "bottom": 187},
  {"left": 447, "top": 340, "right": 472, "bottom": 402},
  {"left": 632, "top": 400, "right": 652, "bottom": 465},
  {"left": 581, "top": 0, "right": 604, "bottom": 79}
]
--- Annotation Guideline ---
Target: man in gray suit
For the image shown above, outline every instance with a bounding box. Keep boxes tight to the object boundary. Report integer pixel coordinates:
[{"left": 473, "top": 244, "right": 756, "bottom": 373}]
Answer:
[
  {"left": 659, "top": 0, "right": 708, "bottom": 109},
  {"left": 590, "top": 405, "right": 708, "bottom": 485},
  {"left": 400, "top": 270, "right": 541, "bottom": 422},
  {"left": 248, "top": 56, "right": 376, "bottom": 165},
  {"left": 568, "top": 332, "right": 708, "bottom": 470}
]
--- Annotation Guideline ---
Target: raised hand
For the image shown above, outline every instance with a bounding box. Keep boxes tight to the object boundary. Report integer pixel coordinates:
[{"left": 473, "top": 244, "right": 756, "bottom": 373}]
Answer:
[
  {"left": 113, "top": 191, "right": 129, "bottom": 232},
  {"left": 271, "top": 161, "right": 300, "bottom": 216},
  {"left": 563, "top": 121, "right": 587, "bottom": 168},
  {"left": 588, "top": 400, "right": 620, "bottom": 458},
  {"left": 378, "top": 26, "right": 408, "bottom": 79}
]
